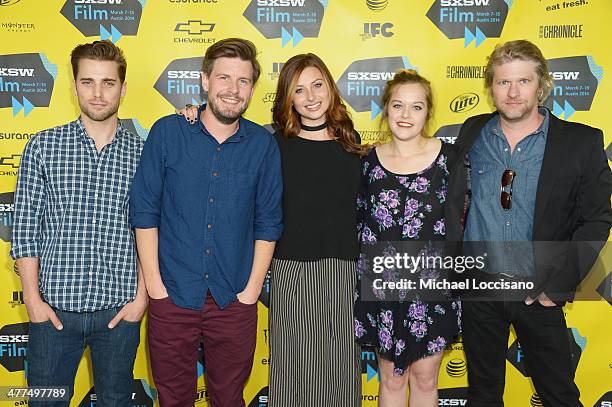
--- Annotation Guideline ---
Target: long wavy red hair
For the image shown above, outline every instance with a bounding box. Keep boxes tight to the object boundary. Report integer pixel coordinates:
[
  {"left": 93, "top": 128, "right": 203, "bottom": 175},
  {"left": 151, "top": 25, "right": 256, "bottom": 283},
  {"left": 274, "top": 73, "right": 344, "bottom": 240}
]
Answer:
[{"left": 272, "top": 53, "right": 362, "bottom": 154}]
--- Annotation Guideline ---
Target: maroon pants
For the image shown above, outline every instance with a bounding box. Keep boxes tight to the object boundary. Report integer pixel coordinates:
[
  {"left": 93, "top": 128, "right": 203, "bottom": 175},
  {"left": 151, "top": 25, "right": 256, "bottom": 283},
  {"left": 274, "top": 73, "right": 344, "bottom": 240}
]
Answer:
[{"left": 147, "top": 293, "right": 257, "bottom": 407}]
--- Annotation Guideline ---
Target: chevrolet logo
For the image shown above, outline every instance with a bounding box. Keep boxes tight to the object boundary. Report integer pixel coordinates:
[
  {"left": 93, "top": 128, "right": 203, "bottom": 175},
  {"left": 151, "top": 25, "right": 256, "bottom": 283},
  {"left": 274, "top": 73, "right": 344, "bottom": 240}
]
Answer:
[
  {"left": 0, "top": 155, "right": 20, "bottom": 168},
  {"left": 175, "top": 20, "right": 215, "bottom": 35}
]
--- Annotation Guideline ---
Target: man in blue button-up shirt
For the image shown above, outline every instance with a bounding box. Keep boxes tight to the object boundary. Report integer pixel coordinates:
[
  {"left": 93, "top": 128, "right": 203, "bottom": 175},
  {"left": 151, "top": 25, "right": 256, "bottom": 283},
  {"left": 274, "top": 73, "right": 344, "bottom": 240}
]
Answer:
[
  {"left": 447, "top": 41, "right": 611, "bottom": 407},
  {"left": 130, "top": 38, "right": 282, "bottom": 407}
]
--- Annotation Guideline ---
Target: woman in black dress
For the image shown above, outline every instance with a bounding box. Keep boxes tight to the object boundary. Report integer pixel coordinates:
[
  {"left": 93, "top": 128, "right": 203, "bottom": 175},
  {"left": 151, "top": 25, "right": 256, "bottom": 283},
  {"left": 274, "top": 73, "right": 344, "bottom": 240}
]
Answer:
[
  {"left": 268, "top": 53, "right": 364, "bottom": 406},
  {"left": 354, "top": 70, "right": 461, "bottom": 406}
]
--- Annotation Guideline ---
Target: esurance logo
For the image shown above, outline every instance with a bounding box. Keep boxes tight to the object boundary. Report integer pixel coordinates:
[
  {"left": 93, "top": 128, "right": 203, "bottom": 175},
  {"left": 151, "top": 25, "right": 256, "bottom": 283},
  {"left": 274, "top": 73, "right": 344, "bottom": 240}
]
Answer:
[
  {"left": 507, "top": 328, "right": 586, "bottom": 377},
  {"left": 78, "top": 379, "right": 157, "bottom": 406},
  {"left": 120, "top": 118, "right": 149, "bottom": 140},
  {"left": 0, "top": 322, "right": 28, "bottom": 373},
  {"left": 0, "top": 54, "right": 57, "bottom": 118},
  {"left": 544, "top": 56, "right": 602, "bottom": 120},
  {"left": 154, "top": 57, "right": 205, "bottom": 109},
  {"left": 243, "top": 0, "right": 327, "bottom": 47},
  {"left": 0, "top": 192, "right": 14, "bottom": 242},
  {"left": 337, "top": 56, "right": 416, "bottom": 120},
  {"left": 450, "top": 92, "right": 479, "bottom": 113},
  {"left": 60, "top": 0, "right": 146, "bottom": 43},
  {"left": 426, "top": 0, "right": 511, "bottom": 48},
  {"left": 248, "top": 387, "right": 268, "bottom": 407}
]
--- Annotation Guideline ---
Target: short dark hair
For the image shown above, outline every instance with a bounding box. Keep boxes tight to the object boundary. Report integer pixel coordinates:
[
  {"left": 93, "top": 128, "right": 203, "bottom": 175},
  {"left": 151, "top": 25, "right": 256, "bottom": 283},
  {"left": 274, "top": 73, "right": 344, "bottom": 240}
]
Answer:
[
  {"left": 201, "top": 38, "right": 261, "bottom": 84},
  {"left": 71, "top": 40, "right": 127, "bottom": 82}
]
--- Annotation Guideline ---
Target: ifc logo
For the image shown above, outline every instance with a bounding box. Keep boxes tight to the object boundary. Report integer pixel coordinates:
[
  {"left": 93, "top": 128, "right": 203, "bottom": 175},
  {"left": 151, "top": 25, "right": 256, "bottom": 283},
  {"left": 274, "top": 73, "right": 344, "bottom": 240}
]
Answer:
[
  {"left": 530, "top": 393, "right": 543, "bottom": 407},
  {"left": 445, "top": 358, "right": 467, "bottom": 377},
  {"left": 366, "top": 0, "right": 388, "bottom": 11}
]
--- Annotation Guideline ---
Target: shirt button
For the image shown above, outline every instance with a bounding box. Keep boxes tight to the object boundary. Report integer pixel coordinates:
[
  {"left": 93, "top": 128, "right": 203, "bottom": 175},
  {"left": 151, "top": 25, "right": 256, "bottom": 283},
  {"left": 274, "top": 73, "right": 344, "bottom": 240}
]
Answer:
[
  {"left": 216, "top": 147, "right": 221, "bottom": 152},
  {"left": 205, "top": 273, "right": 209, "bottom": 279},
  {"left": 207, "top": 224, "right": 213, "bottom": 229},
  {"left": 209, "top": 197, "right": 214, "bottom": 203},
  {"left": 205, "top": 249, "right": 211, "bottom": 255},
  {"left": 212, "top": 171, "right": 219, "bottom": 177},
  {"left": 517, "top": 147, "right": 521, "bottom": 152},
  {"left": 504, "top": 148, "right": 508, "bottom": 152},
  {"left": 92, "top": 219, "right": 96, "bottom": 224},
  {"left": 505, "top": 221, "right": 511, "bottom": 226}
]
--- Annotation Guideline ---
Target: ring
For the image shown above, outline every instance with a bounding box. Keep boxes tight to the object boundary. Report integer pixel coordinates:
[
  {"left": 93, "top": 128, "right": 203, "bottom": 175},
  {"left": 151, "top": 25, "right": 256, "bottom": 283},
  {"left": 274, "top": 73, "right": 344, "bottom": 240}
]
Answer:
[{"left": 185, "top": 103, "right": 193, "bottom": 109}]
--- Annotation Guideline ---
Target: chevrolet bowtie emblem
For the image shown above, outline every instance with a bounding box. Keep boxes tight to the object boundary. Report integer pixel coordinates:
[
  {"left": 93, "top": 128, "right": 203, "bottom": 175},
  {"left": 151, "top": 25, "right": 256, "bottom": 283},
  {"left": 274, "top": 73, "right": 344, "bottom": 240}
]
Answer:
[
  {"left": 175, "top": 20, "right": 216, "bottom": 35},
  {"left": 0, "top": 155, "right": 21, "bottom": 168}
]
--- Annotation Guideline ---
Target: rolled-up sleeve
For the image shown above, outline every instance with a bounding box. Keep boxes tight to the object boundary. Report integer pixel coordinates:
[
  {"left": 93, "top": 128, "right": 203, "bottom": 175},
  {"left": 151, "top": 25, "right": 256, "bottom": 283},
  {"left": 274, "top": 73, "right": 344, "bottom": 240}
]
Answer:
[
  {"left": 253, "top": 137, "right": 283, "bottom": 241},
  {"left": 11, "top": 137, "right": 45, "bottom": 259},
  {"left": 129, "top": 120, "right": 166, "bottom": 229}
]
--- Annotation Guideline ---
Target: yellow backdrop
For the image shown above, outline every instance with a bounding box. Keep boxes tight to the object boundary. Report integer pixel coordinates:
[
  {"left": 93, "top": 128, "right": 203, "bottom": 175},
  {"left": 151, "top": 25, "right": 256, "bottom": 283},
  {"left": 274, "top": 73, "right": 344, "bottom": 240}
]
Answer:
[{"left": 0, "top": 0, "right": 610, "bottom": 406}]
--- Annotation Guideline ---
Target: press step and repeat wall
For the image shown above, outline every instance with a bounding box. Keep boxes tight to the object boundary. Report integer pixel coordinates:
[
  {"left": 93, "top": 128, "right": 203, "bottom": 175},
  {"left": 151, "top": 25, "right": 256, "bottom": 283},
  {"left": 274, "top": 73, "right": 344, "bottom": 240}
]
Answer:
[{"left": 0, "top": 1, "right": 611, "bottom": 406}]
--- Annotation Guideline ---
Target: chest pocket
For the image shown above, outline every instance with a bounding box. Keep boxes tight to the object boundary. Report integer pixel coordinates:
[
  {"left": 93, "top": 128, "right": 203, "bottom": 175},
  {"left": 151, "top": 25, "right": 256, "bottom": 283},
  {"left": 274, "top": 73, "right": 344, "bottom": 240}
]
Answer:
[{"left": 470, "top": 163, "right": 497, "bottom": 198}]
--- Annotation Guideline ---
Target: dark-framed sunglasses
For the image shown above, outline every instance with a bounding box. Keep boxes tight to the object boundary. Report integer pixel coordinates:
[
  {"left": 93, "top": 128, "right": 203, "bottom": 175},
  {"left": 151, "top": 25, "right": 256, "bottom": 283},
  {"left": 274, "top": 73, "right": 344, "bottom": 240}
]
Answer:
[{"left": 500, "top": 169, "right": 516, "bottom": 211}]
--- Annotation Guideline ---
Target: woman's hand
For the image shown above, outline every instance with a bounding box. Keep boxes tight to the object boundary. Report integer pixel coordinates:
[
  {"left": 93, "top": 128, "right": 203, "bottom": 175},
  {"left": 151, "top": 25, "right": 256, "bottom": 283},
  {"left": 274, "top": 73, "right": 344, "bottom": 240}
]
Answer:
[{"left": 176, "top": 104, "right": 200, "bottom": 124}]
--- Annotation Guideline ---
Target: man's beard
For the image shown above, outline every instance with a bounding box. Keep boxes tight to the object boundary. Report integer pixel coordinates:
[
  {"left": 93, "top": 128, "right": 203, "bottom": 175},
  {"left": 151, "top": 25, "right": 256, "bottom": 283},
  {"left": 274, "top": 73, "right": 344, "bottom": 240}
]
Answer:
[
  {"left": 497, "top": 99, "right": 534, "bottom": 122},
  {"left": 207, "top": 93, "right": 248, "bottom": 125},
  {"left": 79, "top": 99, "right": 120, "bottom": 122}
]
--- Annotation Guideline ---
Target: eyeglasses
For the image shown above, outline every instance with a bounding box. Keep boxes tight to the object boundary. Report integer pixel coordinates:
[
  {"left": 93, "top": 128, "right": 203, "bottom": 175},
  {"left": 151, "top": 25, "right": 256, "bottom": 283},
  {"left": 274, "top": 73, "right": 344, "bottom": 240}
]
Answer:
[{"left": 500, "top": 169, "right": 516, "bottom": 211}]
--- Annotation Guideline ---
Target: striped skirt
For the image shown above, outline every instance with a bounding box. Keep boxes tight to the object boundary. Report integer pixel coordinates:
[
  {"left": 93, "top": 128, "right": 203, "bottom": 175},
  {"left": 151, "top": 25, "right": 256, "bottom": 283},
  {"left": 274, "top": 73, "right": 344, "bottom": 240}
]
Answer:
[{"left": 268, "top": 258, "right": 361, "bottom": 407}]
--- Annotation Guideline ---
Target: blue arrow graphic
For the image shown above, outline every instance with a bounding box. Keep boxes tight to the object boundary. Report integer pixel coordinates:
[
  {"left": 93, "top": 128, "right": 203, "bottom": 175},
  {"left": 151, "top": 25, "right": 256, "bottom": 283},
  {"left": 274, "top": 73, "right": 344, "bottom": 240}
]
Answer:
[
  {"left": 366, "top": 363, "right": 379, "bottom": 382},
  {"left": 552, "top": 100, "right": 563, "bottom": 117},
  {"left": 100, "top": 24, "right": 111, "bottom": 41},
  {"left": 12, "top": 96, "right": 23, "bottom": 117},
  {"left": 464, "top": 27, "right": 475, "bottom": 48},
  {"left": 564, "top": 100, "right": 576, "bottom": 119},
  {"left": 281, "top": 26, "right": 292, "bottom": 47},
  {"left": 111, "top": 25, "right": 123, "bottom": 43},
  {"left": 371, "top": 100, "right": 382, "bottom": 120},
  {"left": 571, "top": 328, "right": 586, "bottom": 351},
  {"left": 23, "top": 97, "right": 34, "bottom": 116},
  {"left": 292, "top": 26, "right": 304, "bottom": 47},
  {"left": 475, "top": 26, "right": 486, "bottom": 47}
]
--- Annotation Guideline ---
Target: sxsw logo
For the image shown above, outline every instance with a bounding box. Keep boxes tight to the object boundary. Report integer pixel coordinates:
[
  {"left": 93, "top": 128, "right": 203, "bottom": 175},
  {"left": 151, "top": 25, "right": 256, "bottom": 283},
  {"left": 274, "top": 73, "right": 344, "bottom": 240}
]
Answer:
[
  {"left": 154, "top": 57, "right": 206, "bottom": 109},
  {"left": 78, "top": 379, "right": 157, "bottom": 406},
  {"left": 361, "top": 349, "right": 379, "bottom": 382},
  {"left": 433, "top": 123, "right": 461, "bottom": 144},
  {"left": 337, "top": 56, "right": 416, "bottom": 120},
  {"left": 243, "top": 0, "right": 327, "bottom": 47},
  {"left": 120, "top": 118, "right": 149, "bottom": 140},
  {"left": 0, "top": 54, "right": 57, "bottom": 118},
  {"left": 360, "top": 22, "right": 394, "bottom": 40},
  {"left": 594, "top": 391, "right": 612, "bottom": 407},
  {"left": 438, "top": 387, "right": 468, "bottom": 406},
  {"left": 9, "top": 291, "right": 23, "bottom": 308},
  {"left": 268, "top": 62, "right": 284, "bottom": 80},
  {"left": 507, "top": 328, "right": 586, "bottom": 377},
  {"left": 259, "top": 270, "right": 270, "bottom": 308},
  {"left": 248, "top": 386, "right": 268, "bottom": 407},
  {"left": 0, "top": 322, "right": 28, "bottom": 372},
  {"left": 0, "top": 192, "right": 15, "bottom": 242},
  {"left": 544, "top": 56, "right": 602, "bottom": 120},
  {"left": 426, "top": 0, "right": 510, "bottom": 48},
  {"left": 60, "top": 0, "right": 146, "bottom": 43}
]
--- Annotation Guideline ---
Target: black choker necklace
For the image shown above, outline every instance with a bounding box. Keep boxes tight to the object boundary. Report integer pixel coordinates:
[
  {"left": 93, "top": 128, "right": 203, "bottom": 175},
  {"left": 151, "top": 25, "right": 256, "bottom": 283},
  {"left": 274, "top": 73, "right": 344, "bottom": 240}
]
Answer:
[{"left": 300, "top": 122, "right": 328, "bottom": 132}]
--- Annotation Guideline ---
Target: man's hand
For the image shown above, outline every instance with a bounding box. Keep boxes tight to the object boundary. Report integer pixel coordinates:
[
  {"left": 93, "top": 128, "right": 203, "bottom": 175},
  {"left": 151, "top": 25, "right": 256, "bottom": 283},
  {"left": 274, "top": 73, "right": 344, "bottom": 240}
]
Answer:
[
  {"left": 237, "top": 287, "right": 261, "bottom": 305},
  {"left": 108, "top": 297, "right": 148, "bottom": 329},
  {"left": 525, "top": 292, "right": 557, "bottom": 307},
  {"left": 25, "top": 298, "right": 63, "bottom": 330}
]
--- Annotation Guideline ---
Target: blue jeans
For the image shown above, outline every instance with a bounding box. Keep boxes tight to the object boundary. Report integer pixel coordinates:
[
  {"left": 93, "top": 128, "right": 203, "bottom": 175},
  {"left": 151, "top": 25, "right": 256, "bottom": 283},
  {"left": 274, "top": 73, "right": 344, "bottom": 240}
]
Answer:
[{"left": 27, "top": 307, "right": 141, "bottom": 407}]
